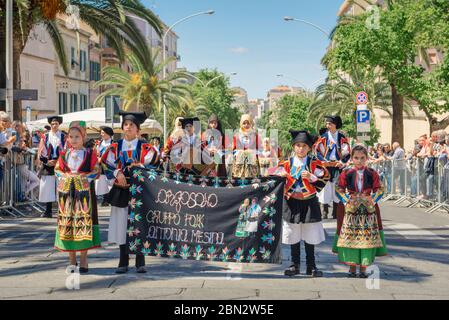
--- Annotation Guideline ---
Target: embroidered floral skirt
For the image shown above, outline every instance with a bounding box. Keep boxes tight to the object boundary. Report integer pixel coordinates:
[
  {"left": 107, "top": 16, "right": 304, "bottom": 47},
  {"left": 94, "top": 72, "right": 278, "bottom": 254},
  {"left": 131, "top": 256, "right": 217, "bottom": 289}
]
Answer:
[
  {"left": 54, "top": 179, "right": 101, "bottom": 252},
  {"left": 332, "top": 202, "right": 388, "bottom": 266},
  {"left": 332, "top": 231, "right": 387, "bottom": 266}
]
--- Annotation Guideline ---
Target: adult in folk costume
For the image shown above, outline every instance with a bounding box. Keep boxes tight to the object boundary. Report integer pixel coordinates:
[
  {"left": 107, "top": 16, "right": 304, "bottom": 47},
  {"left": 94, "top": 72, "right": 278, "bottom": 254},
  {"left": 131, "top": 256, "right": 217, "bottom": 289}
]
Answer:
[
  {"left": 102, "top": 111, "right": 159, "bottom": 274},
  {"left": 314, "top": 115, "right": 350, "bottom": 219},
  {"left": 54, "top": 121, "right": 101, "bottom": 273},
  {"left": 202, "top": 114, "right": 227, "bottom": 177},
  {"left": 276, "top": 130, "right": 330, "bottom": 277},
  {"left": 231, "top": 114, "right": 261, "bottom": 179},
  {"left": 37, "top": 116, "right": 66, "bottom": 218},
  {"left": 171, "top": 117, "right": 215, "bottom": 176},
  {"left": 161, "top": 117, "right": 184, "bottom": 172},
  {"left": 259, "top": 137, "right": 280, "bottom": 177},
  {"left": 333, "top": 145, "right": 388, "bottom": 278},
  {"left": 95, "top": 126, "right": 114, "bottom": 206}
]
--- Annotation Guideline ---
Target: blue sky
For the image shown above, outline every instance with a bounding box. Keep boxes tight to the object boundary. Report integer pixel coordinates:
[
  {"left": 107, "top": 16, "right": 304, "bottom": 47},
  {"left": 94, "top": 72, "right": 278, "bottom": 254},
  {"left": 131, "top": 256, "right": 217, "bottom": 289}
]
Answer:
[{"left": 144, "top": 0, "right": 343, "bottom": 99}]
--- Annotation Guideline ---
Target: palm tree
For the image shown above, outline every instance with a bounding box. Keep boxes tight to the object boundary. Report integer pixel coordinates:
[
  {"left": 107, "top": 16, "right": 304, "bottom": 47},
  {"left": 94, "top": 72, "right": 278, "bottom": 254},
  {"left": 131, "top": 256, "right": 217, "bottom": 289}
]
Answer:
[
  {"left": 93, "top": 49, "right": 194, "bottom": 120},
  {"left": 0, "top": 0, "right": 162, "bottom": 120},
  {"left": 308, "top": 69, "right": 414, "bottom": 131}
]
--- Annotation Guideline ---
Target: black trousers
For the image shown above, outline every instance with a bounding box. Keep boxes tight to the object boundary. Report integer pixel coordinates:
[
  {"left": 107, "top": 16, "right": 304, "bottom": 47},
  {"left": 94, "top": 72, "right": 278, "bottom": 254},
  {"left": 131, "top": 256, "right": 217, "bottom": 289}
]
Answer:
[
  {"left": 118, "top": 244, "right": 145, "bottom": 268},
  {"left": 45, "top": 202, "right": 53, "bottom": 214},
  {"left": 290, "top": 242, "right": 316, "bottom": 268}
]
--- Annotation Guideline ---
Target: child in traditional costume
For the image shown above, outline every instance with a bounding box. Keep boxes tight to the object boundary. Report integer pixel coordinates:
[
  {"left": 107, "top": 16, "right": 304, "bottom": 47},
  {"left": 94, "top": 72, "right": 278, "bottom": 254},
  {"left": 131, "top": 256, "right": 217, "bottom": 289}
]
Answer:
[
  {"left": 278, "top": 130, "right": 330, "bottom": 277},
  {"left": 38, "top": 116, "right": 67, "bottom": 218},
  {"left": 54, "top": 121, "right": 101, "bottom": 273},
  {"left": 231, "top": 114, "right": 261, "bottom": 179},
  {"left": 102, "top": 111, "right": 159, "bottom": 274},
  {"left": 95, "top": 126, "right": 114, "bottom": 206},
  {"left": 314, "top": 115, "right": 350, "bottom": 219},
  {"left": 333, "top": 144, "right": 388, "bottom": 278}
]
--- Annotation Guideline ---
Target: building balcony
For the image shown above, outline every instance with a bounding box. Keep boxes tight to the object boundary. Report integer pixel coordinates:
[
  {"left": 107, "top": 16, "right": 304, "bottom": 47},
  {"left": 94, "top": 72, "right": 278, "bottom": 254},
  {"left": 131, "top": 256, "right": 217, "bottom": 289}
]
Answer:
[{"left": 101, "top": 48, "right": 120, "bottom": 63}]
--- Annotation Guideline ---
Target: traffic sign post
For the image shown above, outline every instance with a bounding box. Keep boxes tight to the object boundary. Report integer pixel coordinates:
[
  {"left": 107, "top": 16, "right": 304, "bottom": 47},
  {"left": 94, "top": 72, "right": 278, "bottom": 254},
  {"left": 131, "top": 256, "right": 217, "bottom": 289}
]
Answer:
[{"left": 356, "top": 92, "right": 370, "bottom": 142}]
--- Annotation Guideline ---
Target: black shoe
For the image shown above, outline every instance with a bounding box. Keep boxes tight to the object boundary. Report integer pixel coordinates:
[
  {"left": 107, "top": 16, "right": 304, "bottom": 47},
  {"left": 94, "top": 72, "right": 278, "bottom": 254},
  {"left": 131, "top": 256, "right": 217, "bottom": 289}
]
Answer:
[
  {"left": 115, "top": 266, "right": 129, "bottom": 274},
  {"left": 40, "top": 212, "right": 52, "bottom": 218},
  {"left": 101, "top": 201, "right": 110, "bottom": 207},
  {"left": 79, "top": 267, "right": 89, "bottom": 274},
  {"left": 136, "top": 266, "right": 147, "bottom": 273},
  {"left": 284, "top": 264, "right": 300, "bottom": 277},
  {"left": 348, "top": 271, "right": 357, "bottom": 278},
  {"left": 358, "top": 272, "right": 368, "bottom": 278},
  {"left": 306, "top": 267, "right": 323, "bottom": 277}
]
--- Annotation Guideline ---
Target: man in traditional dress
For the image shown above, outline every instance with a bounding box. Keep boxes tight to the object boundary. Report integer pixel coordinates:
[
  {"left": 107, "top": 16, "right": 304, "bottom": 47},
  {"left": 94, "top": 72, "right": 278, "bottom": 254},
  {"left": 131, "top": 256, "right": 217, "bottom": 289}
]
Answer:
[
  {"left": 314, "top": 115, "right": 350, "bottom": 219},
  {"left": 37, "top": 116, "right": 66, "bottom": 218},
  {"left": 102, "top": 111, "right": 159, "bottom": 274}
]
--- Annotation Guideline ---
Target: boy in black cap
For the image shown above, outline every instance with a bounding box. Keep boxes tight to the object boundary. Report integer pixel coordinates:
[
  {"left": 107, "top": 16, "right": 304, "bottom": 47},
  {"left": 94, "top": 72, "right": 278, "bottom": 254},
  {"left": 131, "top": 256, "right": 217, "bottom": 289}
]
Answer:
[
  {"left": 277, "top": 130, "right": 329, "bottom": 277},
  {"left": 37, "top": 116, "right": 66, "bottom": 218},
  {"left": 314, "top": 115, "right": 350, "bottom": 219},
  {"left": 102, "top": 111, "right": 159, "bottom": 273}
]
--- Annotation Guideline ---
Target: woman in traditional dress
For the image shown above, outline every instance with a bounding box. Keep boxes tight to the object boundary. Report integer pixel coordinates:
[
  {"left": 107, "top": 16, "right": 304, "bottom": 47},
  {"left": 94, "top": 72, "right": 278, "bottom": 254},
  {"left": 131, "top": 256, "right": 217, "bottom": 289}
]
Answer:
[
  {"left": 162, "top": 117, "right": 185, "bottom": 173},
  {"left": 235, "top": 198, "right": 250, "bottom": 238},
  {"left": 231, "top": 114, "right": 260, "bottom": 179},
  {"left": 54, "top": 121, "right": 101, "bottom": 274},
  {"left": 95, "top": 126, "right": 114, "bottom": 206},
  {"left": 333, "top": 144, "right": 388, "bottom": 278},
  {"left": 259, "top": 138, "right": 279, "bottom": 177},
  {"left": 202, "top": 114, "right": 227, "bottom": 177}
]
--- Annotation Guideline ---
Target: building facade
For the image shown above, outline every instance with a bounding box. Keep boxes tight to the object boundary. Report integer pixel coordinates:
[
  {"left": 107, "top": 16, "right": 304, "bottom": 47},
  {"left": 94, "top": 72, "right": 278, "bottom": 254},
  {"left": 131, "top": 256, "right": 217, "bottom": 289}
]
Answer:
[{"left": 337, "top": 0, "right": 447, "bottom": 151}]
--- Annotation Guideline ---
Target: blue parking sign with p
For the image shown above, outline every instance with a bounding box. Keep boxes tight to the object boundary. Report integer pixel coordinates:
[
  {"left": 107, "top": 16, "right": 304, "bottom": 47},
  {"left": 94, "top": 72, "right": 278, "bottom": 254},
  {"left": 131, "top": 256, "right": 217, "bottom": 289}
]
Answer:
[{"left": 357, "top": 110, "right": 370, "bottom": 123}]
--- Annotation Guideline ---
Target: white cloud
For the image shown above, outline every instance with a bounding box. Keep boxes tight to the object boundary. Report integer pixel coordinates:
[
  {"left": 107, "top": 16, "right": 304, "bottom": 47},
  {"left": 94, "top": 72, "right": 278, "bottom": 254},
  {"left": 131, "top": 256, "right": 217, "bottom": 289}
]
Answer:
[{"left": 229, "top": 47, "right": 249, "bottom": 54}]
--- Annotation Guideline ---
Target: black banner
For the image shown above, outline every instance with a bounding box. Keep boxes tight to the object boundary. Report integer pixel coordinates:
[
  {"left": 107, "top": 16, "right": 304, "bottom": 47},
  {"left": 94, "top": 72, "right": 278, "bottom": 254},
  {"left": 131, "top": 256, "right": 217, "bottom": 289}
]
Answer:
[{"left": 127, "top": 169, "right": 285, "bottom": 264}]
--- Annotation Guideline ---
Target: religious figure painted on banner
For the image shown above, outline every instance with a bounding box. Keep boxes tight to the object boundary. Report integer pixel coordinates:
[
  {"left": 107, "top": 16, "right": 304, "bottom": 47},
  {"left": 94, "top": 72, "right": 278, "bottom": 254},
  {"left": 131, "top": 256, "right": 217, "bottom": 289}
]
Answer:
[
  {"left": 245, "top": 198, "right": 261, "bottom": 233},
  {"left": 235, "top": 198, "right": 251, "bottom": 238}
]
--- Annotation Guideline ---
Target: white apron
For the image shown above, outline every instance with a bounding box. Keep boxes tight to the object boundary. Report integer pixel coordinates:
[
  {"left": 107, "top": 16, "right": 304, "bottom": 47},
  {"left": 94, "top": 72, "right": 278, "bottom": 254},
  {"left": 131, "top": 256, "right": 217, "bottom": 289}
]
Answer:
[
  {"left": 245, "top": 221, "right": 258, "bottom": 233},
  {"left": 38, "top": 175, "right": 57, "bottom": 203},
  {"left": 108, "top": 206, "right": 128, "bottom": 245},
  {"left": 282, "top": 220, "right": 325, "bottom": 245},
  {"left": 95, "top": 174, "right": 111, "bottom": 196},
  {"left": 318, "top": 180, "right": 340, "bottom": 205}
]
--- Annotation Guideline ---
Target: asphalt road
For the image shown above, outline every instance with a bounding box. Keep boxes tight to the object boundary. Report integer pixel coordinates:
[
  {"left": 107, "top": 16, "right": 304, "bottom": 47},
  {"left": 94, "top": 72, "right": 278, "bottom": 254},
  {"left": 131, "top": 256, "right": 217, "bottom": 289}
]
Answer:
[{"left": 1, "top": 201, "right": 449, "bottom": 300}]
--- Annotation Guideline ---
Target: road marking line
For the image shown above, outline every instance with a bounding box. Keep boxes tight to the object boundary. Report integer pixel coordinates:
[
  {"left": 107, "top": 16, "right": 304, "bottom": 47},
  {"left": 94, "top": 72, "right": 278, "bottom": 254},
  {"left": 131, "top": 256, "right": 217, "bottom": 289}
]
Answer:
[
  {"left": 385, "top": 223, "right": 445, "bottom": 240},
  {"left": 29, "top": 233, "right": 50, "bottom": 245}
]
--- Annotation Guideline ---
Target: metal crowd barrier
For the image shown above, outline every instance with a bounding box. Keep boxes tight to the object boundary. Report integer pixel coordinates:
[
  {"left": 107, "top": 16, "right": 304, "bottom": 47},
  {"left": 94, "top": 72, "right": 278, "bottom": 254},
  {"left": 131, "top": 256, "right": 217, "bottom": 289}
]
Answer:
[
  {"left": 0, "top": 149, "right": 44, "bottom": 218},
  {"left": 371, "top": 157, "right": 449, "bottom": 214}
]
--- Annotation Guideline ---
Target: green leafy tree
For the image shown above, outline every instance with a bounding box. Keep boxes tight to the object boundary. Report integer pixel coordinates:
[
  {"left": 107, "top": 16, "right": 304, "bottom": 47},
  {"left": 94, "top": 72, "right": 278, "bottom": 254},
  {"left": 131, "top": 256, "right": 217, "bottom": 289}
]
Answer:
[
  {"left": 0, "top": 0, "right": 162, "bottom": 120},
  {"left": 94, "top": 49, "right": 193, "bottom": 119},
  {"left": 260, "top": 93, "right": 316, "bottom": 155},
  {"left": 309, "top": 69, "right": 412, "bottom": 145},
  {"left": 190, "top": 69, "right": 241, "bottom": 131},
  {"left": 324, "top": 0, "right": 449, "bottom": 145}
]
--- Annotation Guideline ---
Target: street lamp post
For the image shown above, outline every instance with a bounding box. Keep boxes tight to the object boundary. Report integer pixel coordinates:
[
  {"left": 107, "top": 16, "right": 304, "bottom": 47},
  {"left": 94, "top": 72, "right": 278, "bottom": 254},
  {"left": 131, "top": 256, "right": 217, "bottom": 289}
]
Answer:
[
  {"left": 276, "top": 74, "right": 327, "bottom": 92},
  {"left": 276, "top": 74, "right": 308, "bottom": 91},
  {"left": 6, "top": 0, "right": 14, "bottom": 119},
  {"left": 284, "top": 16, "right": 331, "bottom": 37},
  {"left": 161, "top": 10, "right": 215, "bottom": 143},
  {"left": 283, "top": 16, "right": 334, "bottom": 49}
]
